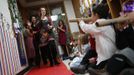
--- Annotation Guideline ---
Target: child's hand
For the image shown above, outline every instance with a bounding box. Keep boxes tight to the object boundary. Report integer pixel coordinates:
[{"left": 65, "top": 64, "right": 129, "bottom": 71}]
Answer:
[{"left": 89, "top": 57, "right": 96, "bottom": 63}]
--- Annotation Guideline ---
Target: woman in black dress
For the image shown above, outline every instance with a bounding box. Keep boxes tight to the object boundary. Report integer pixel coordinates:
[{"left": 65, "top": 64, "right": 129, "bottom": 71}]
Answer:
[{"left": 38, "top": 7, "right": 60, "bottom": 66}]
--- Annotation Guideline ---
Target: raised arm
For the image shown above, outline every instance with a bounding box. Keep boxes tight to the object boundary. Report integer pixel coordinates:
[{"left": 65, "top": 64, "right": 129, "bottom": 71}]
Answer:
[{"left": 79, "top": 20, "right": 101, "bottom": 34}]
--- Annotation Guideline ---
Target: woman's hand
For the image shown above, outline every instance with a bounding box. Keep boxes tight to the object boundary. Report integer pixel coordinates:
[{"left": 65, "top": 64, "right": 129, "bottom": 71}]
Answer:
[
  {"left": 27, "top": 21, "right": 31, "bottom": 26},
  {"left": 57, "top": 26, "right": 65, "bottom": 32},
  {"left": 58, "top": 26, "right": 61, "bottom": 29},
  {"left": 48, "top": 24, "right": 53, "bottom": 29},
  {"left": 33, "top": 31, "right": 37, "bottom": 34},
  {"left": 89, "top": 57, "right": 96, "bottom": 63}
]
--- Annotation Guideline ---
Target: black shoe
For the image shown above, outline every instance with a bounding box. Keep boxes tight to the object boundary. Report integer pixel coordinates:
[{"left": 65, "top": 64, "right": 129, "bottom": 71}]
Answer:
[
  {"left": 50, "top": 62, "right": 54, "bottom": 67},
  {"left": 62, "top": 56, "right": 69, "bottom": 60},
  {"left": 50, "top": 64, "right": 54, "bottom": 67},
  {"left": 70, "top": 65, "right": 86, "bottom": 74}
]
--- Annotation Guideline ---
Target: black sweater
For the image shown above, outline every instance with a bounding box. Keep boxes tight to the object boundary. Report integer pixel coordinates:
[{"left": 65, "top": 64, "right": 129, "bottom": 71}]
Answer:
[{"left": 115, "top": 25, "right": 134, "bottom": 50}]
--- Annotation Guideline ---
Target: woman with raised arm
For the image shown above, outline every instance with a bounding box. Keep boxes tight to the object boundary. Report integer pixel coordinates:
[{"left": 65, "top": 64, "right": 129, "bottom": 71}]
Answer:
[
  {"left": 38, "top": 7, "right": 60, "bottom": 67},
  {"left": 57, "top": 20, "right": 68, "bottom": 60}
]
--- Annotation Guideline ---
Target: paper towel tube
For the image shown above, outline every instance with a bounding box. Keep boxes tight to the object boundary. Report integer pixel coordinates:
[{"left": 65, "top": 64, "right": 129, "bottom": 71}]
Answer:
[
  {"left": 96, "top": 16, "right": 130, "bottom": 27},
  {"left": 69, "top": 17, "right": 91, "bottom": 22}
]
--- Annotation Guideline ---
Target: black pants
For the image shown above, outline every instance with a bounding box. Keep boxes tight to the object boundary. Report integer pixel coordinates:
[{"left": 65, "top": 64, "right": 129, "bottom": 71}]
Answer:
[
  {"left": 40, "top": 45, "right": 49, "bottom": 64},
  {"left": 80, "top": 50, "right": 97, "bottom": 65},
  {"left": 95, "top": 60, "right": 108, "bottom": 69},
  {"left": 33, "top": 40, "right": 41, "bottom": 66},
  {"left": 80, "top": 49, "right": 107, "bottom": 69},
  {"left": 106, "top": 54, "right": 129, "bottom": 75},
  {"left": 28, "top": 58, "right": 34, "bottom": 67},
  {"left": 40, "top": 40, "right": 59, "bottom": 66},
  {"left": 61, "top": 44, "right": 68, "bottom": 57},
  {"left": 33, "top": 32, "right": 41, "bottom": 66},
  {"left": 48, "top": 40, "right": 59, "bottom": 65}
]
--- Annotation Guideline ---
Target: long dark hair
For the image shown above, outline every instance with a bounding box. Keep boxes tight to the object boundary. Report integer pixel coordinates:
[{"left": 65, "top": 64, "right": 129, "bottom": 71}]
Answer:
[
  {"left": 58, "top": 20, "right": 65, "bottom": 27},
  {"left": 29, "top": 15, "right": 37, "bottom": 23}
]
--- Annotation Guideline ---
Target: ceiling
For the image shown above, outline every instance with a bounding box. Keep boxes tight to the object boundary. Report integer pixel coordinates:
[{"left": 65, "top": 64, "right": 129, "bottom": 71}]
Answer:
[{"left": 18, "top": 0, "right": 63, "bottom": 7}]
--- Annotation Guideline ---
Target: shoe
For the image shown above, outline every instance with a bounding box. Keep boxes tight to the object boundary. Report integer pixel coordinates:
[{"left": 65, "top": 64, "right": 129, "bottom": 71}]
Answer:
[
  {"left": 50, "top": 64, "right": 54, "bottom": 67},
  {"left": 49, "top": 61, "right": 54, "bottom": 67},
  {"left": 62, "top": 56, "right": 69, "bottom": 60},
  {"left": 70, "top": 65, "right": 86, "bottom": 74}
]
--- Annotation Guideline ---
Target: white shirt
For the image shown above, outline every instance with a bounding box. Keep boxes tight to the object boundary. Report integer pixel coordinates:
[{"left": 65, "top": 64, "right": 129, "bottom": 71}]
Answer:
[{"left": 79, "top": 19, "right": 118, "bottom": 65}]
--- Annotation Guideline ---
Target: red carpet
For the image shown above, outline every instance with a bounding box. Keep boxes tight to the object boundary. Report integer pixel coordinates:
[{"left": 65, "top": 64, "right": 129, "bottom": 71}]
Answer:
[{"left": 26, "top": 62, "right": 74, "bottom": 75}]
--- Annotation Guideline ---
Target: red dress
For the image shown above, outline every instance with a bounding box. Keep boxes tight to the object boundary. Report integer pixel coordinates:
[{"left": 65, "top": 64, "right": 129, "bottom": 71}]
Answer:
[
  {"left": 89, "top": 35, "right": 96, "bottom": 50},
  {"left": 58, "top": 26, "right": 67, "bottom": 45},
  {"left": 25, "top": 29, "right": 35, "bottom": 59}
]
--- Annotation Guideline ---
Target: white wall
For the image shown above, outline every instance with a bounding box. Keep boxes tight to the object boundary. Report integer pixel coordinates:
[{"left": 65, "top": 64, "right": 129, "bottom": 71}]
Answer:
[
  {"left": 0, "top": 0, "right": 27, "bottom": 74},
  {"left": 64, "top": 0, "right": 79, "bottom": 33},
  {"left": 0, "top": 0, "right": 12, "bottom": 25}
]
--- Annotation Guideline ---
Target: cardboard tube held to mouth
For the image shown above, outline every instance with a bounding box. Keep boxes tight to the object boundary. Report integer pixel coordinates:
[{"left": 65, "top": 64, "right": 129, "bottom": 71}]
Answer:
[
  {"left": 96, "top": 16, "right": 130, "bottom": 27},
  {"left": 69, "top": 17, "right": 91, "bottom": 22}
]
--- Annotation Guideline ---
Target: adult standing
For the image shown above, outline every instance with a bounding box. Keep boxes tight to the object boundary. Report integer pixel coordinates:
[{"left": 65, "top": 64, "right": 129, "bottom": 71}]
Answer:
[
  {"left": 30, "top": 15, "right": 41, "bottom": 67},
  {"left": 24, "top": 21, "right": 35, "bottom": 67},
  {"left": 106, "top": 1, "right": 134, "bottom": 75},
  {"left": 57, "top": 20, "right": 68, "bottom": 59},
  {"left": 38, "top": 7, "right": 60, "bottom": 66}
]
